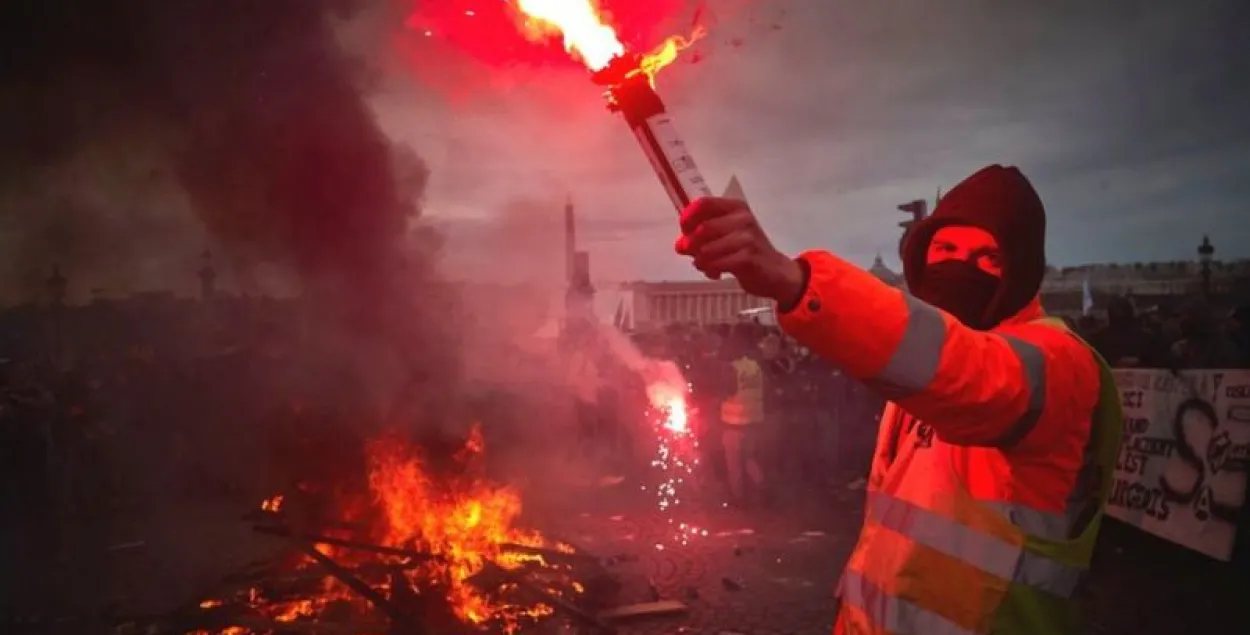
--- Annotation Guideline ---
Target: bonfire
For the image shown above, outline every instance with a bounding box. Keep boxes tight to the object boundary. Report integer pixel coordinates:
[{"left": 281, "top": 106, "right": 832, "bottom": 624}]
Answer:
[{"left": 180, "top": 424, "right": 616, "bottom": 635}]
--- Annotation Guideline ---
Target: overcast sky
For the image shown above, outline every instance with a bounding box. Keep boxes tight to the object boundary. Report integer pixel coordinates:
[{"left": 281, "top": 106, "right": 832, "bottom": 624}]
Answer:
[{"left": 368, "top": 0, "right": 1250, "bottom": 283}]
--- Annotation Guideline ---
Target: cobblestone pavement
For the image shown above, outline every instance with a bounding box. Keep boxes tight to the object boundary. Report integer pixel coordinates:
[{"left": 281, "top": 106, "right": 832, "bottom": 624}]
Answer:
[
  {"left": 0, "top": 500, "right": 281, "bottom": 630},
  {"left": 550, "top": 507, "right": 847, "bottom": 635},
  {"left": 523, "top": 479, "right": 861, "bottom": 635},
  {"left": 529, "top": 476, "right": 1250, "bottom": 635},
  {"left": 3, "top": 475, "right": 1246, "bottom": 635}
]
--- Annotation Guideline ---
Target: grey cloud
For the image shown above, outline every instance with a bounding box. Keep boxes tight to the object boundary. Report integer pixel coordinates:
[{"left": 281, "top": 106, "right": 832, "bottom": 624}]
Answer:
[{"left": 390, "top": 0, "right": 1249, "bottom": 282}]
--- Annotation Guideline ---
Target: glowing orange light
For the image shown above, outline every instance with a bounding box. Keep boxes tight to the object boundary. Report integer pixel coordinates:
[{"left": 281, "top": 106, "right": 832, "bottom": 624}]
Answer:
[
  {"left": 646, "top": 380, "right": 690, "bottom": 434},
  {"left": 638, "top": 29, "right": 704, "bottom": 80},
  {"left": 511, "top": 0, "right": 703, "bottom": 81},
  {"left": 515, "top": 0, "right": 625, "bottom": 71},
  {"left": 199, "top": 428, "right": 574, "bottom": 632}
]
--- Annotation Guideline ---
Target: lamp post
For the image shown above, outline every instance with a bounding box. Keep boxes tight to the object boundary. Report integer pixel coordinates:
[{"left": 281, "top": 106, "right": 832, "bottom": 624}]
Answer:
[
  {"left": 1197, "top": 235, "right": 1214, "bottom": 297},
  {"left": 896, "top": 200, "right": 928, "bottom": 261},
  {"left": 198, "top": 250, "right": 217, "bottom": 300},
  {"left": 46, "top": 265, "right": 67, "bottom": 306}
]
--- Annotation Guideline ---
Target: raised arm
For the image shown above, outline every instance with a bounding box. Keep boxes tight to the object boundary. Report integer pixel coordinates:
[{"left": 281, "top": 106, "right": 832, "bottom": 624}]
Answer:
[{"left": 778, "top": 250, "right": 1099, "bottom": 449}]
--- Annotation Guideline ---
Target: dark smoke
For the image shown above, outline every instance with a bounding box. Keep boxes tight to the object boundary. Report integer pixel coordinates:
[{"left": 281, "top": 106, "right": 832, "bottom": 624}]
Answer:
[
  {"left": 0, "top": 0, "right": 435, "bottom": 301},
  {"left": 0, "top": 0, "right": 458, "bottom": 411}
]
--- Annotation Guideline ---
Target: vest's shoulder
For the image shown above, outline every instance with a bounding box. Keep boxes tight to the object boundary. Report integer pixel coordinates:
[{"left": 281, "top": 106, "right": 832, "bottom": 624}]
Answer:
[{"left": 996, "top": 319, "right": 1099, "bottom": 357}]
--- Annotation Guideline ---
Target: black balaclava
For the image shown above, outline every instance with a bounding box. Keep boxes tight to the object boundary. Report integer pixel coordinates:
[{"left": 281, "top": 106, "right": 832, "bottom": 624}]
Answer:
[{"left": 903, "top": 164, "right": 1048, "bottom": 330}]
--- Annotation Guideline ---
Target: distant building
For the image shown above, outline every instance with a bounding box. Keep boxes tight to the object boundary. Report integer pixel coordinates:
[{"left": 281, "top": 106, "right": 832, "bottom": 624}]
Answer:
[
  {"left": 868, "top": 255, "right": 904, "bottom": 287},
  {"left": 625, "top": 256, "right": 906, "bottom": 330},
  {"left": 622, "top": 258, "right": 1249, "bottom": 329},
  {"left": 1041, "top": 260, "right": 1250, "bottom": 316},
  {"left": 625, "top": 279, "right": 769, "bottom": 328}
]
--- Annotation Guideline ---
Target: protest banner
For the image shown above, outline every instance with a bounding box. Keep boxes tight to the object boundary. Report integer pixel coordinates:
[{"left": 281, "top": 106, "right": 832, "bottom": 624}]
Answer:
[{"left": 1108, "top": 368, "right": 1250, "bottom": 561}]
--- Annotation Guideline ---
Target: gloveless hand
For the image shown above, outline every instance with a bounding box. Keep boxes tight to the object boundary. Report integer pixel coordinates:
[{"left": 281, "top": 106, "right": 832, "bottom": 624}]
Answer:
[{"left": 674, "top": 197, "right": 807, "bottom": 307}]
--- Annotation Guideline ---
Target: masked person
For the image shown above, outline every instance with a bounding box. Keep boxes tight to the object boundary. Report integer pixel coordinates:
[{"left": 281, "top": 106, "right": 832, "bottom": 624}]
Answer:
[{"left": 675, "top": 165, "right": 1123, "bottom": 634}]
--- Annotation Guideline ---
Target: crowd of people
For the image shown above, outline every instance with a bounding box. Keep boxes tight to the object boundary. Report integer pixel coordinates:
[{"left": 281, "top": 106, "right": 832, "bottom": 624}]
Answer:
[
  {"left": 1081, "top": 297, "right": 1250, "bottom": 369},
  {"left": 0, "top": 297, "right": 306, "bottom": 554},
  {"left": 561, "top": 295, "right": 1250, "bottom": 510},
  {"left": 2, "top": 291, "right": 1248, "bottom": 563},
  {"left": 629, "top": 322, "right": 884, "bottom": 505}
]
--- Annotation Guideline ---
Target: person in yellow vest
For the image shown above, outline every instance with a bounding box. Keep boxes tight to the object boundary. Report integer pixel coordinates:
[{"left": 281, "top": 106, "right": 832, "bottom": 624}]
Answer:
[
  {"left": 675, "top": 165, "right": 1123, "bottom": 634},
  {"left": 720, "top": 328, "right": 768, "bottom": 507}
]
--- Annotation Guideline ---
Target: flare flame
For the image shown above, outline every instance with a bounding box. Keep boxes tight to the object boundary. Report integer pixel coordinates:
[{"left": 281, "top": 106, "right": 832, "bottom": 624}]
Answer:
[{"left": 512, "top": 0, "right": 702, "bottom": 81}]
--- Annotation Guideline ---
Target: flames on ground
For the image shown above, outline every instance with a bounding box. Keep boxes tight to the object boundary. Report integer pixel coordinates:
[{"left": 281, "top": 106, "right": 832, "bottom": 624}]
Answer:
[{"left": 195, "top": 424, "right": 584, "bottom": 634}]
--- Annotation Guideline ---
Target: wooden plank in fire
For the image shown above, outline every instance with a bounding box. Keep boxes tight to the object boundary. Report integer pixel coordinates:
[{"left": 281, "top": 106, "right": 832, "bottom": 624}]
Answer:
[
  {"left": 479, "top": 560, "right": 617, "bottom": 635},
  {"left": 236, "top": 560, "right": 427, "bottom": 588},
  {"left": 253, "top": 523, "right": 437, "bottom": 561},
  {"left": 597, "top": 600, "right": 689, "bottom": 622},
  {"left": 499, "top": 542, "right": 601, "bottom": 565},
  {"left": 295, "top": 541, "right": 426, "bottom": 635}
]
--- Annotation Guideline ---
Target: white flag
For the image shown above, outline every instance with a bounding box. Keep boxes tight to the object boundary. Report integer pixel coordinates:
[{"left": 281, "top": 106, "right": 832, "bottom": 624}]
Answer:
[{"left": 1081, "top": 276, "right": 1094, "bottom": 316}]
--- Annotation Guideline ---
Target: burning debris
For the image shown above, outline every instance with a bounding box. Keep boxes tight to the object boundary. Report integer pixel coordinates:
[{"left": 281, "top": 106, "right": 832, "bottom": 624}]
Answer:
[{"left": 139, "top": 425, "right": 622, "bottom": 635}]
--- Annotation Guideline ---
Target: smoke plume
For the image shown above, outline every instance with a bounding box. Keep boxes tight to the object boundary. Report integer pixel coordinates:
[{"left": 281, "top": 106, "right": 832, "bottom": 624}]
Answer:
[
  {"left": 0, "top": 0, "right": 465, "bottom": 430},
  {"left": 0, "top": 0, "right": 434, "bottom": 302}
]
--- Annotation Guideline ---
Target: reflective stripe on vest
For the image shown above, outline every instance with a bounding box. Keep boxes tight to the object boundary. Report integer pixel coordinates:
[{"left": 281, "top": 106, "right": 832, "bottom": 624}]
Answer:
[
  {"left": 864, "top": 491, "right": 1082, "bottom": 596},
  {"left": 864, "top": 294, "right": 1048, "bottom": 446},
  {"left": 840, "top": 318, "right": 1123, "bottom": 635},
  {"left": 841, "top": 569, "right": 978, "bottom": 635}
]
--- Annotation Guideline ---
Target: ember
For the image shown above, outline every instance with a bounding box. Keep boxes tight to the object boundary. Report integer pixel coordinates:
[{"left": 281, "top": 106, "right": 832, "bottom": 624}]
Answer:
[
  {"left": 184, "top": 424, "right": 613, "bottom": 635},
  {"left": 644, "top": 378, "right": 707, "bottom": 547}
]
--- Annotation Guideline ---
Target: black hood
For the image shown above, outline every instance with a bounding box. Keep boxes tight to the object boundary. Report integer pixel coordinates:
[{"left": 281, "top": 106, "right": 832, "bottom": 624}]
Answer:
[{"left": 903, "top": 164, "right": 1047, "bottom": 327}]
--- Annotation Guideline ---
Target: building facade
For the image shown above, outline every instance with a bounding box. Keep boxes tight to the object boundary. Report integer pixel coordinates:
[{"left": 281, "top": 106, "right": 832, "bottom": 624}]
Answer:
[
  {"left": 1040, "top": 260, "right": 1250, "bottom": 316},
  {"left": 624, "top": 255, "right": 904, "bottom": 329},
  {"left": 622, "top": 258, "right": 1250, "bottom": 330},
  {"left": 626, "top": 279, "right": 772, "bottom": 328}
]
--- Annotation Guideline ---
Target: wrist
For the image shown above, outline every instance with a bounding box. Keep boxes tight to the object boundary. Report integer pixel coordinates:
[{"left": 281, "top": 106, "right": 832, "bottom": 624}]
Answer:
[{"left": 774, "top": 255, "right": 810, "bottom": 313}]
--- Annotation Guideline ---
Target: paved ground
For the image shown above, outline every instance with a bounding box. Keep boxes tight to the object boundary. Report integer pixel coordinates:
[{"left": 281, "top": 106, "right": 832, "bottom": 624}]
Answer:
[
  {"left": 0, "top": 499, "right": 280, "bottom": 632},
  {"left": 532, "top": 488, "right": 851, "bottom": 635},
  {"left": 1, "top": 472, "right": 1246, "bottom": 635},
  {"left": 525, "top": 473, "right": 1250, "bottom": 635}
]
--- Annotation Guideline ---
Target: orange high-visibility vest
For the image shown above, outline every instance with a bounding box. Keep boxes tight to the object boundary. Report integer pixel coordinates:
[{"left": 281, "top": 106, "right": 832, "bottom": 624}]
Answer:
[{"left": 835, "top": 318, "right": 1123, "bottom": 634}]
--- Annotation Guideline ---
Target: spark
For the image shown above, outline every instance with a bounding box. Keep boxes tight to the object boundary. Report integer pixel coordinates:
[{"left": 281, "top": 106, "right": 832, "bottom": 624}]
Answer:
[{"left": 644, "top": 379, "right": 705, "bottom": 546}]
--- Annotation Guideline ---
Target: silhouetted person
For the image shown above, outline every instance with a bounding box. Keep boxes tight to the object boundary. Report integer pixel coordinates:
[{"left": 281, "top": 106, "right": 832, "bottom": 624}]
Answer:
[
  {"left": 1087, "top": 297, "right": 1168, "bottom": 368},
  {"left": 1171, "top": 299, "right": 1244, "bottom": 369},
  {"left": 1229, "top": 305, "right": 1250, "bottom": 367}
]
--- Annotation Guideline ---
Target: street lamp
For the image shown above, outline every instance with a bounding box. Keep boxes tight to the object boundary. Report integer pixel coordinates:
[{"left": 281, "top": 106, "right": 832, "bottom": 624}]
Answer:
[
  {"left": 46, "top": 265, "right": 67, "bottom": 306},
  {"left": 896, "top": 200, "right": 928, "bottom": 260},
  {"left": 1197, "top": 235, "right": 1215, "bottom": 296}
]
